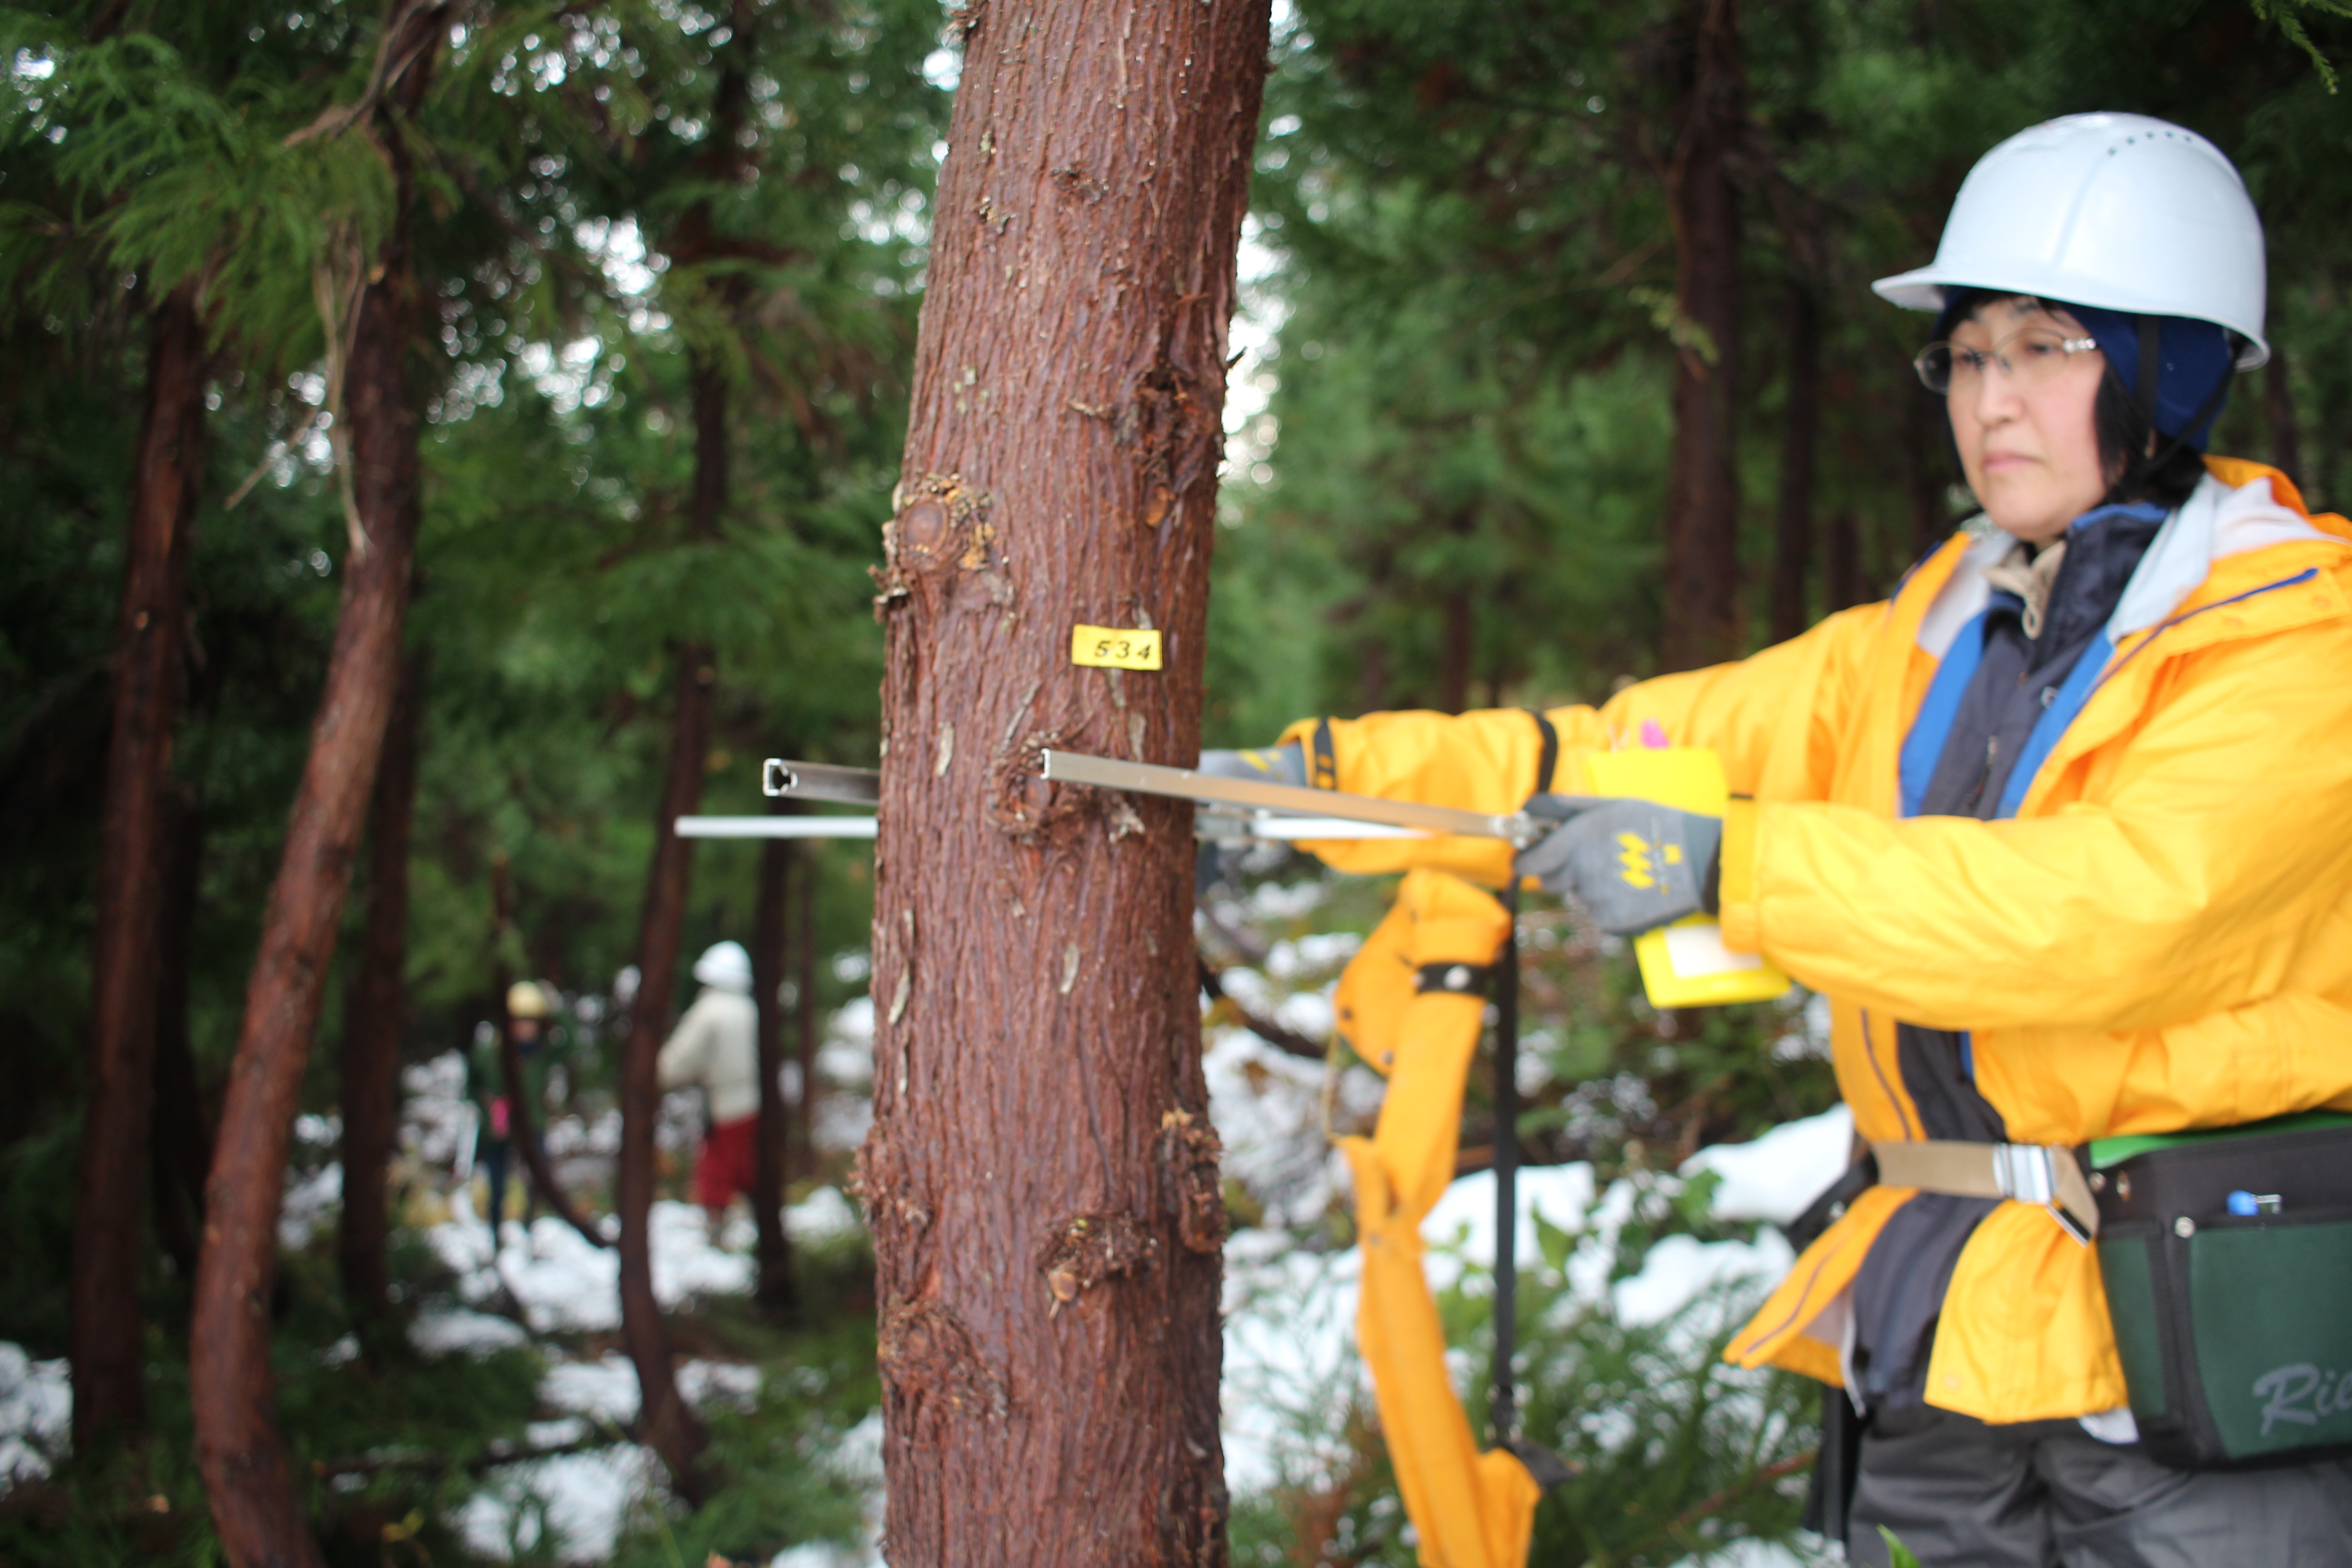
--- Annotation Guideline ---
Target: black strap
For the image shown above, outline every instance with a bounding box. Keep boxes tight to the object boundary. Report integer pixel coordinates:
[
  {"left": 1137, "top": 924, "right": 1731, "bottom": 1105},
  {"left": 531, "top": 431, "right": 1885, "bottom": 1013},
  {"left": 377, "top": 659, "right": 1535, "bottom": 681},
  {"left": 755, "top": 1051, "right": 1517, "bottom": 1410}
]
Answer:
[
  {"left": 1309, "top": 717, "right": 1339, "bottom": 791},
  {"left": 1490, "top": 884, "right": 1524, "bottom": 1444},
  {"left": 1413, "top": 960, "right": 1493, "bottom": 997},
  {"left": 1526, "top": 709, "right": 1559, "bottom": 798}
]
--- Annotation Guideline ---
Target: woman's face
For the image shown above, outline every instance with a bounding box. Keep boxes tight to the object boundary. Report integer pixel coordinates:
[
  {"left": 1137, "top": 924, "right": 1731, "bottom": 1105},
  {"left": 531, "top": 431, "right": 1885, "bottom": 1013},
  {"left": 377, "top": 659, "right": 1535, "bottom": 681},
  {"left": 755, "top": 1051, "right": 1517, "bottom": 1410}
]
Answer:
[{"left": 1947, "top": 298, "right": 2114, "bottom": 544}]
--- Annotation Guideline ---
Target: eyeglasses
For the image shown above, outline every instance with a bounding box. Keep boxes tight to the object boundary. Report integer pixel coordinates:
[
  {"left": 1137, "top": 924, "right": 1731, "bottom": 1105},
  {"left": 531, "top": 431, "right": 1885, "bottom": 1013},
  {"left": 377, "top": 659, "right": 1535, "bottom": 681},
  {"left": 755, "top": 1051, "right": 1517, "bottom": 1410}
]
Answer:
[{"left": 1914, "top": 328, "right": 2101, "bottom": 394}]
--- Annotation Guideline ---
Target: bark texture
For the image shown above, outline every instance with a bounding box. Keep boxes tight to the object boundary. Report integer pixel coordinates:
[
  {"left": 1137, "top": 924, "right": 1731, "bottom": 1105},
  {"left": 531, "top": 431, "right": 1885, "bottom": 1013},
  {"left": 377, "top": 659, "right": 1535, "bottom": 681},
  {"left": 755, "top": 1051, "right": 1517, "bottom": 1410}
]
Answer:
[
  {"left": 338, "top": 652, "right": 422, "bottom": 1322},
  {"left": 151, "top": 785, "right": 212, "bottom": 1283},
  {"left": 190, "top": 13, "right": 443, "bottom": 1561},
  {"left": 616, "top": 649, "right": 715, "bottom": 1498},
  {"left": 862, "top": 4, "right": 1270, "bottom": 1561},
  {"left": 751, "top": 807, "right": 796, "bottom": 1313},
  {"left": 1768, "top": 281, "right": 1818, "bottom": 645},
  {"left": 795, "top": 853, "right": 819, "bottom": 1180},
  {"left": 71, "top": 282, "right": 206, "bottom": 1451},
  {"left": 1659, "top": 0, "right": 1746, "bottom": 673}
]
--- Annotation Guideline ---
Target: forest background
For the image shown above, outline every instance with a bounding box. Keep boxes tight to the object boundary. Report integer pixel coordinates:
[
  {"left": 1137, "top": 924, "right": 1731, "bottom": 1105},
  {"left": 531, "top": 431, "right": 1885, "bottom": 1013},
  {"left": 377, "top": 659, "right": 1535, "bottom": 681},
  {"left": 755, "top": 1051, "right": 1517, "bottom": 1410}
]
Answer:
[{"left": 2, "top": 0, "right": 2350, "bottom": 1564}]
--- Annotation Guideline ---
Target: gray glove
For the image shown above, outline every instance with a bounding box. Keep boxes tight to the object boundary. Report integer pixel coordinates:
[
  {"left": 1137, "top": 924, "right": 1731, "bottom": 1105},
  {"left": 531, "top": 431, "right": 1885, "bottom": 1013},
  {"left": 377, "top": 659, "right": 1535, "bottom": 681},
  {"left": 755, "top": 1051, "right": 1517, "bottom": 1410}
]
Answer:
[
  {"left": 1196, "top": 742, "right": 1307, "bottom": 787},
  {"left": 1512, "top": 794, "right": 1723, "bottom": 936}
]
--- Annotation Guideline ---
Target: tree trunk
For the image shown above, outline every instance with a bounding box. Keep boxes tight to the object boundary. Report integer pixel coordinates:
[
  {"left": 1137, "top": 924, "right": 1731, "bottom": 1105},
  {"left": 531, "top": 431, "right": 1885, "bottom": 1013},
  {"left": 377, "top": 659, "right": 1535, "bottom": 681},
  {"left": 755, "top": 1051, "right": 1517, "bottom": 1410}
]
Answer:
[
  {"left": 1902, "top": 373, "right": 1948, "bottom": 560},
  {"left": 338, "top": 652, "right": 421, "bottom": 1324},
  {"left": 1823, "top": 506, "right": 1863, "bottom": 613},
  {"left": 617, "top": 648, "right": 715, "bottom": 1497},
  {"left": 190, "top": 15, "right": 442, "bottom": 1561},
  {"left": 795, "top": 848, "right": 819, "bottom": 1181},
  {"left": 71, "top": 282, "right": 207, "bottom": 1453},
  {"left": 2266, "top": 346, "right": 2303, "bottom": 491},
  {"left": 751, "top": 800, "right": 795, "bottom": 1313},
  {"left": 613, "top": 345, "right": 730, "bottom": 1501},
  {"left": 1659, "top": 0, "right": 1745, "bottom": 674},
  {"left": 152, "top": 784, "right": 212, "bottom": 1283},
  {"left": 493, "top": 857, "right": 613, "bottom": 1251},
  {"left": 862, "top": 4, "right": 1269, "bottom": 1562},
  {"left": 1768, "top": 281, "right": 1818, "bottom": 644}
]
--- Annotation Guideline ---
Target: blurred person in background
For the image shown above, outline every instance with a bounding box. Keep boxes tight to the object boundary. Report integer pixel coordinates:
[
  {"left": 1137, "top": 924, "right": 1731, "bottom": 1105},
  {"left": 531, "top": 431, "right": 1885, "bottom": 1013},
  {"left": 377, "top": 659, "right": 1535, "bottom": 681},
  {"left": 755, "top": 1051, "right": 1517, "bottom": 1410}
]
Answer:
[{"left": 658, "top": 940, "right": 761, "bottom": 1241}]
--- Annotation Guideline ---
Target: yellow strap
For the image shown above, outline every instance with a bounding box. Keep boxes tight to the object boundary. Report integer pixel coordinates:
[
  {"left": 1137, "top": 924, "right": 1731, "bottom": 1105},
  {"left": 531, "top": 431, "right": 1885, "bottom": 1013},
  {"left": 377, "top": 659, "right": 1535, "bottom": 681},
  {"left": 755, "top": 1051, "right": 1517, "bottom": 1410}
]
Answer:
[{"left": 1341, "top": 869, "right": 1542, "bottom": 1568}]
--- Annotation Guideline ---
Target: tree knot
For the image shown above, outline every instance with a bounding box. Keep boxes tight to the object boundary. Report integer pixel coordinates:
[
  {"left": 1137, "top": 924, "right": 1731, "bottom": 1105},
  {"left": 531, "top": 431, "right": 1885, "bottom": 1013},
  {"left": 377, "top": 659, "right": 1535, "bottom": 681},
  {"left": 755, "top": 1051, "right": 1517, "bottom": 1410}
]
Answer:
[
  {"left": 1035, "top": 1211, "right": 1158, "bottom": 1312},
  {"left": 1160, "top": 1109, "right": 1228, "bottom": 1254}
]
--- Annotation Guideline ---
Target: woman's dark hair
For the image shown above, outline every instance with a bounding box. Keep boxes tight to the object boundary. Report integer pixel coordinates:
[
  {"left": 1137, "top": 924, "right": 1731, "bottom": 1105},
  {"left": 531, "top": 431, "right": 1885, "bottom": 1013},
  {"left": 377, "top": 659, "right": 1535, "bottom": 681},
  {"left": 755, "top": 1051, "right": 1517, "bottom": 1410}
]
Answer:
[
  {"left": 2094, "top": 372, "right": 2209, "bottom": 511},
  {"left": 1936, "top": 287, "right": 2215, "bottom": 514}
]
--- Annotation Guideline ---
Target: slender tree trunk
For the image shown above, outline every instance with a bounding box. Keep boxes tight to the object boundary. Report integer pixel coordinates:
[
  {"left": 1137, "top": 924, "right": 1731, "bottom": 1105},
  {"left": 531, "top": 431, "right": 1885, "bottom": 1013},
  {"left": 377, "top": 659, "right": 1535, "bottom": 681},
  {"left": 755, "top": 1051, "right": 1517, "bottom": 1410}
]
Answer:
[
  {"left": 492, "top": 858, "right": 611, "bottom": 1250},
  {"left": 794, "top": 850, "right": 819, "bottom": 1181},
  {"left": 2266, "top": 346, "right": 2304, "bottom": 490},
  {"left": 862, "top": 4, "right": 1269, "bottom": 1561},
  {"left": 751, "top": 801, "right": 795, "bottom": 1313},
  {"left": 1823, "top": 506, "right": 1863, "bottom": 612},
  {"left": 613, "top": 347, "right": 730, "bottom": 1500},
  {"left": 1768, "top": 281, "right": 1818, "bottom": 644},
  {"left": 191, "top": 16, "right": 443, "bottom": 1561},
  {"left": 617, "top": 649, "right": 715, "bottom": 1496},
  {"left": 338, "top": 652, "right": 421, "bottom": 1323},
  {"left": 1436, "top": 510, "right": 1475, "bottom": 713},
  {"left": 1902, "top": 374, "right": 1948, "bottom": 559},
  {"left": 152, "top": 785, "right": 211, "bottom": 1282},
  {"left": 1659, "top": 0, "right": 1745, "bottom": 673},
  {"left": 71, "top": 283, "right": 207, "bottom": 1452}
]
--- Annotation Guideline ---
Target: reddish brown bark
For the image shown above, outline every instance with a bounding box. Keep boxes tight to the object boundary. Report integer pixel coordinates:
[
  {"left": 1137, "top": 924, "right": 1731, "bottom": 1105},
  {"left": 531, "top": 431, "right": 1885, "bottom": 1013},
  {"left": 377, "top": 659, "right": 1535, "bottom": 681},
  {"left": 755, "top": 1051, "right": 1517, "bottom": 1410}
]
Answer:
[
  {"left": 151, "top": 785, "right": 212, "bottom": 1283},
  {"left": 1659, "top": 0, "right": 1746, "bottom": 673},
  {"left": 71, "top": 282, "right": 207, "bottom": 1452},
  {"left": 616, "top": 647, "right": 715, "bottom": 1499},
  {"left": 1768, "top": 281, "right": 1819, "bottom": 645},
  {"left": 337, "top": 652, "right": 421, "bottom": 1322},
  {"left": 751, "top": 804, "right": 796, "bottom": 1313},
  {"left": 612, "top": 350, "right": 731, "bottom": 1500},
  {"left": 794, "top": 848, "right": 819, "bottom": 1181},
  {"left": 610, "top": 1, "right": 757, "bottom": 1487},
  {"left": 190, "top": 13, "right": 444, "bottom": 1563},
  {"left": 862, "top": 3, "right": 1269, "bottom": 1561}
]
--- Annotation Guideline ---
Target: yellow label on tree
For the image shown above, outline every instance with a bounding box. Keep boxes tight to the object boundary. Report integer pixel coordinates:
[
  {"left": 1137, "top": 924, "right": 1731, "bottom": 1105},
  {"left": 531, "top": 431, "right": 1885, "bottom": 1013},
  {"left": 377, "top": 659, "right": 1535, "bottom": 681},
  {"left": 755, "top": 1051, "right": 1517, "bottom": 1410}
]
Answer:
[
  {"left": 1070, "top": 625, "right": 1162, "bottom": 671},
  {"left": 1580, "top": 747, "right": 1792, "bottom": 1009}
]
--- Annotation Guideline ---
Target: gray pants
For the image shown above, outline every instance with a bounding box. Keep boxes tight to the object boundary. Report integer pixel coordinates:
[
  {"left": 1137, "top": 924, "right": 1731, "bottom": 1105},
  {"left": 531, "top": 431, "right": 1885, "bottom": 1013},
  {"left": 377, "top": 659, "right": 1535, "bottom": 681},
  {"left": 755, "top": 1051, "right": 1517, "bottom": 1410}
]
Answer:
[{"left": 1847, "top": 1406, "right": 2352, "bottom": 1567}]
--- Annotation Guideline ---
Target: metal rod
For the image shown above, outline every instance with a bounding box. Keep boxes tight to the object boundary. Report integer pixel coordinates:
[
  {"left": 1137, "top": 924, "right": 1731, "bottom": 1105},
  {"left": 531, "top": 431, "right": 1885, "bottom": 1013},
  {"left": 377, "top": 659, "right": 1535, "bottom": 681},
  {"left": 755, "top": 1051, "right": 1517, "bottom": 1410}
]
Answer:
[
  {"left": 676, "top": 816, "right": 879, "bottom": 839},
  {"left": 676, "top": 813, "right": 1436, "bottom": 843},
  {"left": 1041, "top": 749, "right": 1534, "bottom": 843},
  {"left": 1492, "top": 884, "right": 1522, "bottom": 1446},
  {"left": 761, "top": 759, "right": 880, "bottom": 804}
]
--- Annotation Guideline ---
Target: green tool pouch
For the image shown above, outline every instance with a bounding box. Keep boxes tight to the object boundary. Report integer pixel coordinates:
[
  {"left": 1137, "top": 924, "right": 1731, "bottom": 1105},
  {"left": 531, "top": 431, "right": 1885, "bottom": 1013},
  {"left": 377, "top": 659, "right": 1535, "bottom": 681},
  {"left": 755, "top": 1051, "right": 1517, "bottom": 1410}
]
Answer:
[{"left": 2091, "top": 1111, "right": 2352, "bottom": 1469}]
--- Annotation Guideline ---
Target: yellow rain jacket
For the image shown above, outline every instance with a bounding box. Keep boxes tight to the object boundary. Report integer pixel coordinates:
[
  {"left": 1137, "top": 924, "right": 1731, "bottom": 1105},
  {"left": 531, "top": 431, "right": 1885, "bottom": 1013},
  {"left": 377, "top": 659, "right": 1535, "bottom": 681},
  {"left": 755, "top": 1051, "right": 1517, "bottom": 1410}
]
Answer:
[{"left": 1285, "top": 458, "right": 2352, "bottom": 1426}]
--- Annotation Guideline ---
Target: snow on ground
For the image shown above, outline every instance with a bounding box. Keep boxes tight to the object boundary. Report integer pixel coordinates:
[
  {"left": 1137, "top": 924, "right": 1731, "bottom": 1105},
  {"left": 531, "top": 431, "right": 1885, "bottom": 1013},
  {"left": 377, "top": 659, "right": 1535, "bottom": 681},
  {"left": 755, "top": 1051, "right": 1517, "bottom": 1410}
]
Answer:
[
  {"left": 423, "top": 1196, "right": 755, "bottom": 1333},
  {"left": 1681, "top": 1103, "right": 1854, "bottom": 1225},
  {"left": 0, "top": 1343, "right": 69, "bottom": 1484}
]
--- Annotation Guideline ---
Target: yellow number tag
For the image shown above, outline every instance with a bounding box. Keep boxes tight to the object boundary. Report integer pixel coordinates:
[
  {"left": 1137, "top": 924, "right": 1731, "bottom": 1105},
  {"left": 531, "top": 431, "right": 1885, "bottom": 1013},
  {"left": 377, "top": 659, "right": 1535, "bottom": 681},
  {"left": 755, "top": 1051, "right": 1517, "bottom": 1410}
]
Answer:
[{"left": 1069, "top": 624, "right": 1163, "bottom": 671}]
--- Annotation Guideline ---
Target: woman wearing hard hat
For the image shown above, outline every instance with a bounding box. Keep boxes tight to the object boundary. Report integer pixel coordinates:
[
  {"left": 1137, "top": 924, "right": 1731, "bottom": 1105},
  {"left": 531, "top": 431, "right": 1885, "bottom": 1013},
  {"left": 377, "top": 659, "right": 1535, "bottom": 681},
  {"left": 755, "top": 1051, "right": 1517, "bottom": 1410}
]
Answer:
[
  {"left": 1210, "top": 113, "right": 2352, "bottom": 1563},
  {"left": 657, "top": 940, "right": 763, "bottom": 1239}
]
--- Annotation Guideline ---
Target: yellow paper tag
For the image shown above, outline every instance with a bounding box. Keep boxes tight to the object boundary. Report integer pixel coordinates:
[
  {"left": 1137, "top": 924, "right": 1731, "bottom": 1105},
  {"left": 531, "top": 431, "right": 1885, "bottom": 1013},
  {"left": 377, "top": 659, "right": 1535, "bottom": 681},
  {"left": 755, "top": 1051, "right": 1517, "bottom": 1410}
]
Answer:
[
  {"left": 1580, "top": 747, "right": 1792, "bottom": 1009},
  {"left": 1070, "top": 625, "right": 1162, "bottom": 671}
]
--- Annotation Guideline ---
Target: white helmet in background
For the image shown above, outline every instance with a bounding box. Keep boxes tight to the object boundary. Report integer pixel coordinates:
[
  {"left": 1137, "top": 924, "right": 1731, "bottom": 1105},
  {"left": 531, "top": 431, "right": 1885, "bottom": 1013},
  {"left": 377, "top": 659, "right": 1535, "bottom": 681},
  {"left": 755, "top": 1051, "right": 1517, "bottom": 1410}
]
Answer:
[
  {"left": 1872, "top": 112, "right": 2269, "bottom": 368},
  {"left": 692, "top": 940, "right": 753, "bottom": 993}
]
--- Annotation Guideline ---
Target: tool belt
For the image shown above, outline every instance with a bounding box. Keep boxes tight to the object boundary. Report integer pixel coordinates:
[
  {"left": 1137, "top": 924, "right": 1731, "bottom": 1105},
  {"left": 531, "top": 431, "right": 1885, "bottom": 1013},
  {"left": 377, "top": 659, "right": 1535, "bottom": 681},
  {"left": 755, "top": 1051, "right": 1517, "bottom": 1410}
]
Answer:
[{"left": 1873, "top": 1113, "right": 2352, "bottom": 1470}]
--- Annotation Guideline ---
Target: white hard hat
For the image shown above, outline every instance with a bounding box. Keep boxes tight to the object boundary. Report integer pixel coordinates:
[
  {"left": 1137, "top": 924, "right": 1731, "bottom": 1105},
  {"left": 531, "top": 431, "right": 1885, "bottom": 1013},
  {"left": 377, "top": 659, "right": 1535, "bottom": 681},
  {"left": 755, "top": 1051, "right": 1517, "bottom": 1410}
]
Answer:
[
  {"left": 1872, "top": 112, "right": 2269, "bottom": 369},
  {"left": 692, "top": 940, "right": 753, "bottom": 992}
]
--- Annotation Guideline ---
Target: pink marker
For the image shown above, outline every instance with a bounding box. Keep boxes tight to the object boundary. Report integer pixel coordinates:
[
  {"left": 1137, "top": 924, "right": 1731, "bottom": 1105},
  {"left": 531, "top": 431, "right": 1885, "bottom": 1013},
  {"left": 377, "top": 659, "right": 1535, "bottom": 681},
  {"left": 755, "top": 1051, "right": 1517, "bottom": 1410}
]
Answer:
[{"left": 1640, "top": 719, "right": 1671, "bottom": 750}]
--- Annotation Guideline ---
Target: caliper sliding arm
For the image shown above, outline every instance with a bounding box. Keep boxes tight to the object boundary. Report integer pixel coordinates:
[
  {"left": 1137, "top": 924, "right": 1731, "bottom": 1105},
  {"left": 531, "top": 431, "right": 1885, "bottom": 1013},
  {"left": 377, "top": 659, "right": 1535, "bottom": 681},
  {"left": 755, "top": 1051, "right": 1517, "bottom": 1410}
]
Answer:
[{"left": 761, "top": 752, "right": 1540, "bottom": 846}]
